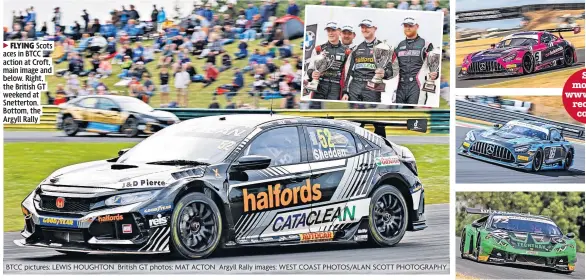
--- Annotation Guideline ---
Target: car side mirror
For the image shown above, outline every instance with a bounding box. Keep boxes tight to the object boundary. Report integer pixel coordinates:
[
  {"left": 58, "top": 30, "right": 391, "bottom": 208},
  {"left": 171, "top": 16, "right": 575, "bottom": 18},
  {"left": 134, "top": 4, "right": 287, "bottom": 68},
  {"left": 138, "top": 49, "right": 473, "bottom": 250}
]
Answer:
[
  {"left": 493, "top": 123, "right": 502, "bottom": 128},
  {"left": 567, "top": 232, "right": 575, "bottom": 239},
  {"left": 232, "top": 155, "right": 271, "bottom": 171},
  {"left": 472, "top": 222, "right": 482, "bottom": 228},
  {"left": 490, "top": 44, "right": 496, "bottom": 48},
  {"left": 110, "top": 107, "right": 121, "bottom": 112},
  {"left": 118, "top": 148, "right": 130, "bottom": 157}
]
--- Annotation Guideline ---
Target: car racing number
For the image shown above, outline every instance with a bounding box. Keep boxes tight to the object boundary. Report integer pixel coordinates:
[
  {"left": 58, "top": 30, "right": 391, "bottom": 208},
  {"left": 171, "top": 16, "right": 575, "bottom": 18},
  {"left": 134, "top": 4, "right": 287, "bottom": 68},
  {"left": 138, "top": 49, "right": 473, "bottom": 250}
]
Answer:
[
  {"left": 316, "top": 128, "right": 334, "bottom": 149},
  {"left": 534, "top": 51, "right": 542, "bottom": 64},
  {"left": 218, "top": 140, "right": 236, "bottom": 151}
]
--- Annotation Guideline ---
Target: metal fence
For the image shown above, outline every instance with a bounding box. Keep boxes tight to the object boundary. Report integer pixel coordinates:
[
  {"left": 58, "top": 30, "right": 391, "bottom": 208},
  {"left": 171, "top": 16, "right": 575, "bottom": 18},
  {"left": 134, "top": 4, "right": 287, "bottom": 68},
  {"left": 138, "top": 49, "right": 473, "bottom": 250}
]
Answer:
[{"left": 456, "top": 99, "right": 585, "bottom": 140}]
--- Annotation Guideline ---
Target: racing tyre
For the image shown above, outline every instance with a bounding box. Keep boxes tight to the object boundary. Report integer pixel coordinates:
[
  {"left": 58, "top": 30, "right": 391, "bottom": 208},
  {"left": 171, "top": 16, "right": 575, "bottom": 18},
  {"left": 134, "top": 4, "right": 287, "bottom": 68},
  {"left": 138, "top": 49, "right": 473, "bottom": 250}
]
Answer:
[
  {"left": 121, "top": 117, "right": 139, "bottom": 137},
  {"left": 62, "top": 115, "right": 78, "bottom": 136},
  {"left": 532, "top": 149, "right": 544, "bottom": 172},
  {"left": 56, "top": 250, "right": 89, "bottom": 256},
  {"left": 170, "top": 192, "right": 222, "bottom": 259},
  {"left": 522, "top": 53, "right": 534, "bottom": 74},
  {"left": 366, "top": 185, "right": 408, "bottom": 247},
  {"left": 564, "top": 150, "right": 573, "bottom": 171},
  {"left": 563, "top": 48, "right": 575, "bottom": 66}
]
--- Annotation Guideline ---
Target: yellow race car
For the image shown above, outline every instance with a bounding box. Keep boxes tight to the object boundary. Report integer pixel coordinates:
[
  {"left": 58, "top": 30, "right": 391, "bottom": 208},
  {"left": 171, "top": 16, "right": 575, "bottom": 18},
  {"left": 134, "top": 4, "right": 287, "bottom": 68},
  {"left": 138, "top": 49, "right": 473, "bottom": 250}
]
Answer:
[{"left": 56, "top": 96, "right": 179, "bottom": 137}]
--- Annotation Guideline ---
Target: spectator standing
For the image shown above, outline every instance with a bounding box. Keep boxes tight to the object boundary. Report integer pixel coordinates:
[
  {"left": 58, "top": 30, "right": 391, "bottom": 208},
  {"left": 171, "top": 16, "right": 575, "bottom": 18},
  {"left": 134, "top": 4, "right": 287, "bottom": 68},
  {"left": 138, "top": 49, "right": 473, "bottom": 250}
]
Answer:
[
  {"left": 398, "top": 0, "right": 409, "bottom": 10},
  {"left": 26, "top": 7, "right": 36, "bottom": 27},
  {"left": 143, "top": 74, "right": 155, "bottom": 101},
  {"left": 245, "top": 2, "right": 259, "bottom": 21},
  {"left": 129, "top": 5, "right": 140, "bottom": 21},
  {"left": 226, "top": 3, "right": 238, "bottom": 21},
  {"left": 151, "top": 5, "right": 159, "bottom": 32},
  {"left": 53, "top": 7, "right": 62, "bottom": 32},
  {"left": 157, "top": 8, "right": 166, "bottom": 32},
  {"left": 203, "top": 3, "right": 214, "bottom": 22},
  {"left": 159, "top": 66, "right": 170, "bottom": 106},
  {"left": 410, "top": 0, "right": 423, "bottom": 10},
  {"left": 174, "top": 64, "right": 191, "bottom": 107},
  {"left": 82, "top": 10, "right": 90, "bottom": 32},
  {"left": 287, "top": 0, "right": 300, "bottom": 16}
]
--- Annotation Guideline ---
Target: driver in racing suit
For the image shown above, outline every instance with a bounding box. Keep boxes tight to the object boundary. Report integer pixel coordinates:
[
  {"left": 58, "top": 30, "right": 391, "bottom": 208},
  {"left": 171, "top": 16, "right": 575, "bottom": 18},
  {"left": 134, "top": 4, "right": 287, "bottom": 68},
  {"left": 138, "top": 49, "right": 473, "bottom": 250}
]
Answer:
[
  {"left": 395, "top": 17, "right": 438, "bottom": 105},
  {"left": 306, "top": 22, "right": 349, "bottom": 100},
  {"left": 343, "top": 19, "right": 399, "bottom": 103}
]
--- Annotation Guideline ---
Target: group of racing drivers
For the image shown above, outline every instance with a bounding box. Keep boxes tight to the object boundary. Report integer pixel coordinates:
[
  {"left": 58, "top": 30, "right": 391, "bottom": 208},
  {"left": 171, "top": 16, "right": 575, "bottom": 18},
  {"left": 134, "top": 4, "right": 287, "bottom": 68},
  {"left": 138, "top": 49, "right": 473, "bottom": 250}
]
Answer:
[{"left": 305, "top": 17, "right": 439, "bottom": 104}]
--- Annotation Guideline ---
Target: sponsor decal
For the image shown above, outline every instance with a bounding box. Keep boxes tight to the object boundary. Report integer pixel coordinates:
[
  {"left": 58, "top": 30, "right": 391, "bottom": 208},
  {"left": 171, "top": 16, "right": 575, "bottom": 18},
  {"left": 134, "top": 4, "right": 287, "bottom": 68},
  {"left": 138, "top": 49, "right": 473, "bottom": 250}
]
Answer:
[
  {"left": 375, "top": 156, "right": 400, "bottom": 167},
  {"left": 273, "top": 205, "right": 356, "bottom": 232},
  {"left": 357, "top": 229, "right": 367, "bottom": 234},
  {"left": 56, "top": 197, "right": 65, "bottom": 209},
  {"left": 355, "top": 57, "right": 374, "bottom": 63},
  {"left": 213, "top": 168, "right": 221, "bottom": 178},
  {"left": 525, "top": 250, "right": 539, "bottom": 255},
  {"left": 121, "top": 179, "right": 166, "bottom": 188},
  {"left": 149, "top": 214, "right": 168, "bottom": 227},
  {"left": 299, "top": 231, "right": 334, "bottom": 242},
  {"left": 122, "top": 224, "right": 132, "bottom": 234},
  {"left": 313, "top": 148, "right": 348, "bottom": 160},
  {"left": 545, "top": 46, "right": 563, "bottom": 58},
  {"left": 355, "top": 63, "right": 376, "bottom": 69},
  {"left": 243, "top": 180, "right": 321, "bottom": 213},
  {"left": 397, "top": 50, "right": 422, "bottom": 57},
  {"left": 39, "top": 217, "right": 77, "bottom": 228},
  {"left": 354, "top": 234, "right": 368, "bottom": 241},
  {"left": 143, "top": 204, "right": 172, "bottom": 214},
  {"left": 517, "top": 155, "right": 529, "bottom": 161},
  {"left": 98, "top": 214, "right": 123, "bottom": 223},
  {"left": 462, "top": 142, "right": 471, "bottom": 148}
]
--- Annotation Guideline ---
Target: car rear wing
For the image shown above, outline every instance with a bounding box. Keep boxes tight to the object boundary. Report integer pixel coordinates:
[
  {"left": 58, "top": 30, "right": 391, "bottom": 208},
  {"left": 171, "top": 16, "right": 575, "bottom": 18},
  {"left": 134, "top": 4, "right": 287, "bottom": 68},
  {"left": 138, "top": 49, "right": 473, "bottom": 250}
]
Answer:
[
  {"left": 349, "top": 119, "right": 428, "bottom": 138},
  {"left": 536, "top": 27, "right": 581, "bottom": 39}
]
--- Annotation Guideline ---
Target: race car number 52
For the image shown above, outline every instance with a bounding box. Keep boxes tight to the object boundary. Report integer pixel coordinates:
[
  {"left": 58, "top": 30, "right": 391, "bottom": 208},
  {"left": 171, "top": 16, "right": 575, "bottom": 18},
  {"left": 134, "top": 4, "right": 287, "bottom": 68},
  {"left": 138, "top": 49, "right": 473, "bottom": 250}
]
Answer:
[{"left": 562, "top": 69, "right": 586, "bottom": 123}]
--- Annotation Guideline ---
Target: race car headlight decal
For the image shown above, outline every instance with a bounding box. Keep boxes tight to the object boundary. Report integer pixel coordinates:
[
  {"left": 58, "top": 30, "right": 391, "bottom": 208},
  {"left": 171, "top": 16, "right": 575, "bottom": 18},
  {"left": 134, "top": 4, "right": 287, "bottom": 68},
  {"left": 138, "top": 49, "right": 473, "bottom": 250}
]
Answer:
[
  {"left": 557, "top": 245, "right": 568, "bottom": 252},
  {"left": 551, "top": 237, "right": 565, "bottom": 244},
  {"left": 463, "top": 55, "right": 471, "bottom": 65},
  {"left": 21, "top": 205, "right": 30, "bottom": 216},
  {"left": 514, "top": 145, "right": 530, "bottom": 153},
  {"left": 502, "top": 52, "right": 517, "bottom": 62},
  {"left": 465, "top": 131, "right": 476, "bottom": 142},
  {"left": 105, "top": 190, "right": 161, "bottom": 207}
]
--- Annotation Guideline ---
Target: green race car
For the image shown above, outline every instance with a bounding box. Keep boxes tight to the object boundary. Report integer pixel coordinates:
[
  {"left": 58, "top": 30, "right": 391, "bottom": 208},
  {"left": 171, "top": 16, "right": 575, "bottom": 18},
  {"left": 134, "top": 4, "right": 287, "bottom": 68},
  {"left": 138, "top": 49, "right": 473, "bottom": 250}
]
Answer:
[{"left": 460, "top": 208, "right": 577, "bottom": 273}]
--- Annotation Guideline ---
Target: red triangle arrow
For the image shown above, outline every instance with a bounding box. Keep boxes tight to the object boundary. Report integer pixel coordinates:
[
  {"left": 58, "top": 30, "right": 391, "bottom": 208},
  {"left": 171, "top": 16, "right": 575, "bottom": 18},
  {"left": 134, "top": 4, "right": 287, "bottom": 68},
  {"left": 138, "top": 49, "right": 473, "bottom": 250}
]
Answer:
[{"left": 2, "top": 43, "right": 7, "bottom": 48}]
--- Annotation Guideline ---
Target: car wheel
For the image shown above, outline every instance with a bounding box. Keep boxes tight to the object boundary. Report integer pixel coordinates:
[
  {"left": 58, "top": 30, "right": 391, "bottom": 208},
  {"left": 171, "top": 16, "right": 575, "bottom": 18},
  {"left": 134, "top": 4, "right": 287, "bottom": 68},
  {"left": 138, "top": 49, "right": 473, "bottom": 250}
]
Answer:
[
  {"left": 121, "top": 117, "right": 139, "bottom": 137},
  {"left": 56, "top": 250, "right": 88, "bottom": 256},
  {"left": 532, "top": 149, "right": 543, "bottom": 172},
  {"left": 563, "top": 48, "right": 574, "bottom": 66},
  {"left": 366, "top": 185, "right": 408, "bottom": 247},
  {"left": 522, "top": 53, "right": 534, "bottom": 74},
  {"left": 564, "top": 150, "right": 573, "bottom": 171},
  {"left": 62, "top": 116, "right": 78, "bottom": 136},
  {"left": 170, "top": 192, "right": 222, "bottom": 259}
]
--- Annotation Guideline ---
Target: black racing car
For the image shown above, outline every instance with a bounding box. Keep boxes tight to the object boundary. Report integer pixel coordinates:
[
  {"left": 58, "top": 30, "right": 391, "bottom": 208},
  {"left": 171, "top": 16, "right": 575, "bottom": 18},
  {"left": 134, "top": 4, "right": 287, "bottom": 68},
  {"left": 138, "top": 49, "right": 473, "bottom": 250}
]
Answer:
[{"left": 16, "top": 115, "right": 427, "bottom": 259}]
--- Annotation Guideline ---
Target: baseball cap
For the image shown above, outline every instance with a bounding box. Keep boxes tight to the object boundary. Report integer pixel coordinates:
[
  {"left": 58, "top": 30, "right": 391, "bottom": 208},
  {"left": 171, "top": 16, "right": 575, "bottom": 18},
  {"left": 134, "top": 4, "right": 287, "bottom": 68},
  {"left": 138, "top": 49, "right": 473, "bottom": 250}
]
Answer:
[
  {"left": 341, "top": 25, "right": 354, "bottom": 33},
  {"left": 402, "top": 17, "right": 418, "bottom": 26},
  {"left": 324, "top": 21, "right": 339, "bottom": 30},
  {"left": 358, "top": 19, "right": 376, "bottom": 28}
]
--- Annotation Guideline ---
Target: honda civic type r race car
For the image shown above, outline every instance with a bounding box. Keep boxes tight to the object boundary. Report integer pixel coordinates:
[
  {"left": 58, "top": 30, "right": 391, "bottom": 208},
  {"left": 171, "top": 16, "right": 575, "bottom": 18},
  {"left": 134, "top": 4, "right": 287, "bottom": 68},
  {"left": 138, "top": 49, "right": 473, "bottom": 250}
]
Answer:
[
  {"left": 15, "top": 115, "right": 427, "bottom": 259},
  {"left": 458, "top": 120, "right": 580, "bottom": 172},
  {"left": 458, "top": 28, "right": 581, "bottom": 79},
  {"left": 460, "top": 208, "right": 577, "bottom": 273}
]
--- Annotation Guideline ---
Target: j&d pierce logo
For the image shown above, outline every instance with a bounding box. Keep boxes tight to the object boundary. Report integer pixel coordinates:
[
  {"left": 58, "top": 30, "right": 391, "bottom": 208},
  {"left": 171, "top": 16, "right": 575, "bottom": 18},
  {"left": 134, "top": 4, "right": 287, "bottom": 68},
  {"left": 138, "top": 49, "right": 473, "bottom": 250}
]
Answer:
[{"left": 56, "top": 197, "right": 65, "bottom": 209}]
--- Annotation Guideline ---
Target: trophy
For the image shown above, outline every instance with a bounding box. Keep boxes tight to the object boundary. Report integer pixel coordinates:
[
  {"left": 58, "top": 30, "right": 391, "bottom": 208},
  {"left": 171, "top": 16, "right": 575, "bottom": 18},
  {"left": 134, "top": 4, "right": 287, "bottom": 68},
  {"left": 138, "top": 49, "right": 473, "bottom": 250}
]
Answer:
[
  {"left": 366, "top": 40, "right": 393, "bottom": 92},
  {"left": 422, "top": 49, "right": 441, "bottom": 93},
  {"left": 305, "top": 46, "right": 334, "bottom": 92}
]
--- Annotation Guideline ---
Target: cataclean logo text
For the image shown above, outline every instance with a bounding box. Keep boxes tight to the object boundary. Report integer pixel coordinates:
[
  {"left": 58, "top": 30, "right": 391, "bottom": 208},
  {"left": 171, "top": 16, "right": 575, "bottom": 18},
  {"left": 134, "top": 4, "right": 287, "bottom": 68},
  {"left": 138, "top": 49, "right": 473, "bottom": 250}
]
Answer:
[{"left": 243, "top": 179, "right": 321, "bottom": 212}]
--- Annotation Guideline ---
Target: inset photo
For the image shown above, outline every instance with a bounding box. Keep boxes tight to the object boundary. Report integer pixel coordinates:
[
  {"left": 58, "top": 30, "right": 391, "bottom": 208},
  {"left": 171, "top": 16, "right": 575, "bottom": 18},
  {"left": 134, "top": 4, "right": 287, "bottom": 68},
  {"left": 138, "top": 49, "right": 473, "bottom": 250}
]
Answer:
[
  {"left": 301, "top": 5, "right": 444, "bottom": 106},
  {"left": 456, "top": 192, "right": 585, "bottom": 279},
  {"left": 456, "top": 95, "right": 585, "bottom": 184},
  {"left": 455, "top": 0, "right": 585, "bottom": 88}
]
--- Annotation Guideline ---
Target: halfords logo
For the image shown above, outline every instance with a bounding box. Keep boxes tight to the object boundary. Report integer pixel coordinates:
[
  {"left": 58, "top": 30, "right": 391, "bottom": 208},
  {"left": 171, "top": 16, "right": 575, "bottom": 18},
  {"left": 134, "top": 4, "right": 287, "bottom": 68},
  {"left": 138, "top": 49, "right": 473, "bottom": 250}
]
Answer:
[
  {"left": 98, "top": 214, "right": 123, "bottom": 223},
  {"left": 243, "top": 180, "right": 321, "bottom": 212},
  {"left": 273, "top": 205, "right": 356, "bottom": 232},
  {"left": 375, "top": 156, "right": 400, "bottom": 167}
]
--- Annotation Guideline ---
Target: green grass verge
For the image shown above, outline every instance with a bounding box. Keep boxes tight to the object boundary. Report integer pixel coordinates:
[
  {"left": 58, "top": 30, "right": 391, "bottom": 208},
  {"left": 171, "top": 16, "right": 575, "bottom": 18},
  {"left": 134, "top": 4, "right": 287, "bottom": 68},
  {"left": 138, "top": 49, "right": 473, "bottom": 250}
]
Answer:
[{"left": 4, "top": 142, "right": 448, "bottom": 232}]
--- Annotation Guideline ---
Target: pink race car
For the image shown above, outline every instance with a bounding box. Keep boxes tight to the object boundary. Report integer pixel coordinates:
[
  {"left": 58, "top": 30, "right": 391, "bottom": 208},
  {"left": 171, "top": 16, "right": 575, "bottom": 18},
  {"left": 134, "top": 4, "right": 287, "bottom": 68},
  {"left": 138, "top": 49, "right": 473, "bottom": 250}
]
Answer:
[{"left": 458, "top": 28, "right": 581, "bottom": 79}]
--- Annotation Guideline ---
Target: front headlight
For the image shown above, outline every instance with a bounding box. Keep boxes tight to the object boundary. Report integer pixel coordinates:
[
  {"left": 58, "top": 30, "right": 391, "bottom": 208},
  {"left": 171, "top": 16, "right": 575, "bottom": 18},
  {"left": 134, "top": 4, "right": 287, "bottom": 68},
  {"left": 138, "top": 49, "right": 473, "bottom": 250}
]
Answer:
[
  {"left": 514, "top": 145, "right": 530, "bottom": 153},
  {"left": 465, "top": 131, "right": 476, "bottom": 142},
  {"left": 105, "top": 190, "right": 160, "bottom": 206},
  {"left": 463, "top": 55, "right": 470, "bottom": 65},
  {"left": 502, "top": 52, "right": 517, "bottom": 62},
  {"left": 396, "top": 145, "right": 418, "bottom": 176}
]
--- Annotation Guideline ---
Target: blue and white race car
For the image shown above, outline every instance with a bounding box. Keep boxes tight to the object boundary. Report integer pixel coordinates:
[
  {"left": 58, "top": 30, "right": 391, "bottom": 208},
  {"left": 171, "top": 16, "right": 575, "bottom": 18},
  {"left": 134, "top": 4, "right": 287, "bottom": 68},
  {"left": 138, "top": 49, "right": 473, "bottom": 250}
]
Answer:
[{"left": 458, "top": 120, "right": 579, "bottom": 172}]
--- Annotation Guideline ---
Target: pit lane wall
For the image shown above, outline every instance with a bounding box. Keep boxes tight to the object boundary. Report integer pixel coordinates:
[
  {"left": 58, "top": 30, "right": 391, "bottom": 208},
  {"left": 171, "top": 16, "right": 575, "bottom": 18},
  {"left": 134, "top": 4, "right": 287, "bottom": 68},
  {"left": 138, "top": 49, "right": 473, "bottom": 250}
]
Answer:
[
  {"left": 3, "top": 106, "right": 449, "bottom": 135},
  {"left": 456, "top": 99, "right": 585, "bottom": 141}
]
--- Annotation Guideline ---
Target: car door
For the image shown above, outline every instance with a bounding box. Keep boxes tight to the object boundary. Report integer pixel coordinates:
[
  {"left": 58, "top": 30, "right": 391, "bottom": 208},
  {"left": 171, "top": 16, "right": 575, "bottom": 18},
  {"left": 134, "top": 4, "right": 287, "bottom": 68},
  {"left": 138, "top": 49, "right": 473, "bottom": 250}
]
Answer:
[
  {"left": 543, "top": 129, "right": 566, "bottom": 167},
  {"left": 538, "top": 33, "right": 562, "bottom": 65},
  {"left": 89, "top": 97, "right": 124, "bottom": 133},
  {"left": 228, "top": 126, "right": 312, "bottom": 242},
  {"left": 304, "top": 125, "right": 374, "bottom": 234}
]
